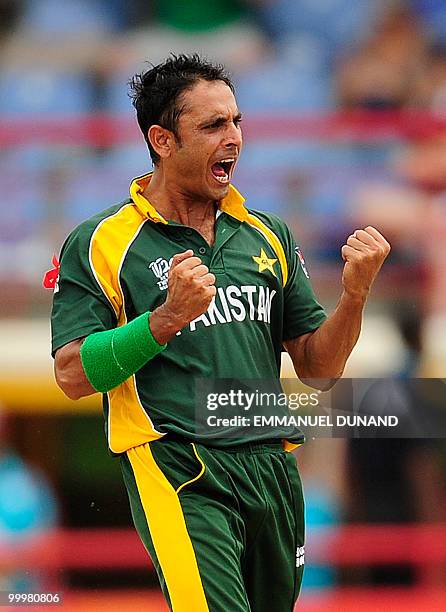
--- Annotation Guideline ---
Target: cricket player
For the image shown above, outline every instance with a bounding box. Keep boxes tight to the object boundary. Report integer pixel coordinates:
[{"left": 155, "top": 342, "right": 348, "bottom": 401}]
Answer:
[{"left": 50, "top": 54, "right": 390, "bottom": 611}]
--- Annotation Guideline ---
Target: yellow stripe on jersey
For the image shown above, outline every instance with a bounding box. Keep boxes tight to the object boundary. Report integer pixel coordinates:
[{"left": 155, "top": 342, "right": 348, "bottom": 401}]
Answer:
[
  {"left": 176, "top": 443, "right": 206, "bottom": 494},
  {"left": 246, "top": 213, "right": 289, "bottom": 287},
  {"left": 88, "top": 205, "right": 136, "bottom": 320},
  {"left": 89, "top": 204, "right": 164, "bottom": 453},
  {"left": 283, "top": 440, "right": 302, "bottom": 452},
  {"left": 106, "top": 376, "right": 164, "bottom": 453},
  {"left": 127, "top": 443, "right": 209, "bottom": 612}
]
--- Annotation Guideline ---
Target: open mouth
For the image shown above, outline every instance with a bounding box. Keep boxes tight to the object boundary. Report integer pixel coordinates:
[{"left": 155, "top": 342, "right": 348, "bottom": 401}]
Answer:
[{"left": 211, "top": 158, "right": 236, "bottom": 184}]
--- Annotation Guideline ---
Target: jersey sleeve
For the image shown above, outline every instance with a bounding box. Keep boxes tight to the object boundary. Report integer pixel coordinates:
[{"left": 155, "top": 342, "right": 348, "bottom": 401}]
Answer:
[
  {"left": 281, "top": 225, "right": 327, "bottom": 340},
  {"left": 50, "top": 222, "right": 117, "bottom": 356}
]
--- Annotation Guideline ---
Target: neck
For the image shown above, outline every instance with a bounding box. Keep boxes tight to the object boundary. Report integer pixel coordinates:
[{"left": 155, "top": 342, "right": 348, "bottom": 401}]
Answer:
[
  {"left": 143, "top": 168, "right": 217, "bottom": 246},
  {"left": 143, "top": 169, "right": 217, "bottom": 225}
]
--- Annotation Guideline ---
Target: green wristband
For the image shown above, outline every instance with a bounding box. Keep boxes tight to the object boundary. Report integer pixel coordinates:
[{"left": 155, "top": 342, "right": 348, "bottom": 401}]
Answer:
[{"left": 80, "top": 311, "right": 166, "bottom": 393}]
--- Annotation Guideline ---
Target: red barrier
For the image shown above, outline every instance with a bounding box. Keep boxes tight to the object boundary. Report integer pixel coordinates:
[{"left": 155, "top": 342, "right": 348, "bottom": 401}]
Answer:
[
  {"left": 1, "top": 524, "right": 445, "bottom": 571},
  {"left": 308, "top": 523, "right": 446, "bottom": 566},
  {"left": 50, "top": 587, "right": 446, "bottom": 612},
  {"left": 2, "top": 111, "right": 446, "bottom": 145},
  {"left": 0, "top": 528, "right": 150, "bottom": 571}
]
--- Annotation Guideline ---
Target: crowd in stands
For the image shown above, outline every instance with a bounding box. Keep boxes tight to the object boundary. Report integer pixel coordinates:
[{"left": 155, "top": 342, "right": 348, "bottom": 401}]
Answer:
[{"left": 1, "top": 0, "right": 446, "bottom": 324}]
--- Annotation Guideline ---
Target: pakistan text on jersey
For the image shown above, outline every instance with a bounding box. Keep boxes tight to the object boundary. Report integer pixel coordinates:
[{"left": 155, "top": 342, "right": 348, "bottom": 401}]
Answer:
[{"left": 188, "top": 285, "right": 276, "bottom": 332}]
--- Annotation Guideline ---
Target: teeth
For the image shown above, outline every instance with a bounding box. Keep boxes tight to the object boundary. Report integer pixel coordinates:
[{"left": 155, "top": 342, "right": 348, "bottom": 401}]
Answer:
[
  {"left": 215, "top": 174, "right": 229, "bottom": 183},
  {"left": 220, "top": 158, "right": 235, "bottom": 163}
]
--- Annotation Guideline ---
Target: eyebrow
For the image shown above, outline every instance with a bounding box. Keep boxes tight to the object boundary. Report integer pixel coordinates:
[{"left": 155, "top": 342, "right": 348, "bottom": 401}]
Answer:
[{"left": 198, "top": 112, "right": 242, "bottom": 129}]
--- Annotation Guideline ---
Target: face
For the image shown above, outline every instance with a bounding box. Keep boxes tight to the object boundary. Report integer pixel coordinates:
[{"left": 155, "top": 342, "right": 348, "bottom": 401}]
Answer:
[{"left": 164, "top": 79, "right": 243, "bottom": 202}]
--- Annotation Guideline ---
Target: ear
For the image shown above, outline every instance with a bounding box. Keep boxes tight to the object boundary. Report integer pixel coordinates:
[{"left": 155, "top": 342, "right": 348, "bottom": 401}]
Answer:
[{"left": 147, "top": 125, "right": 175, "bottom": 160}]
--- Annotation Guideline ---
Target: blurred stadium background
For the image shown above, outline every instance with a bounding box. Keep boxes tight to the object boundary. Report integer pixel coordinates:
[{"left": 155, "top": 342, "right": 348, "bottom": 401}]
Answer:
[{"left": 1, "top": 0, "right": 446, "bottom": 610}]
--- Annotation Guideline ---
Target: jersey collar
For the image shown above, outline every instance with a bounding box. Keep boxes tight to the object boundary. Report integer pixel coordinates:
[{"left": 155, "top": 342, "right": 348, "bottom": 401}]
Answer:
[
  {"left": 219, "top": 184, "right": 247, "bottom": 222},
  {"left": 129, "top": 173, "right": 248, "bottom": 223},
  {"left": 129, "top": 173, "right": 168, "bottom": 224}
]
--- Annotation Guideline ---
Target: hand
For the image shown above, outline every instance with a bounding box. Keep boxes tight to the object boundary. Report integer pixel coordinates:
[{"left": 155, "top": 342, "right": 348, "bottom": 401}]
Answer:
[
  {"left": 341, "top": 226, "right": 391, "bottom": 301},
  {"left": 165, "top": 249, "right": 216, "bottom": 324},
  {"left": 149, "top": 250, "right": 216, "bottom": 343}
]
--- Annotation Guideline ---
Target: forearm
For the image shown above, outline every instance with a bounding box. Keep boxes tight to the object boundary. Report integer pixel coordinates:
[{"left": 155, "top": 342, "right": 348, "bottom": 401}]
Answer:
[
  {"left": 55, "top": 311, "right": 166, "bottom": 399},
  {"left": 149, "top": 303, "right": 185, "bottom": 344},
  {"left": 290, "top": 225, "right": 390, "bottom": 384},
  {"left": 286, "top": 290, "right": 366, "bottom": 383},
  {"left": 55, "top": 339, "right": 96, "bottom": 400},
  {"left": 305, "top": 290, "right": 365, "bottom": 377},
  {"left": 79, "top": 312, "right": 166, "bottom": 393}
]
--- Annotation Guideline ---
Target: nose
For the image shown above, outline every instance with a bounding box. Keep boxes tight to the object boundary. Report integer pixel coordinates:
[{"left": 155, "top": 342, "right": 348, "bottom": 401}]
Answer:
[{"left": 222, "top": 122, "right": 242, "bottom": 151}]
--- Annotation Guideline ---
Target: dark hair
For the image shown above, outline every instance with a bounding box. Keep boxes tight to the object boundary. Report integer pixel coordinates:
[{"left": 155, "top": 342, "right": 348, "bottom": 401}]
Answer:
[{"left": 129, "top": 53, "right": 234, "bottom": 164}]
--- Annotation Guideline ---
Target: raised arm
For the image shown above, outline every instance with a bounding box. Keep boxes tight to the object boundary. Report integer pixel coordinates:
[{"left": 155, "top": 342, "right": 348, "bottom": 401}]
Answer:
[{"left": 284, "top": 226, "right": 390, "bottom": 387}]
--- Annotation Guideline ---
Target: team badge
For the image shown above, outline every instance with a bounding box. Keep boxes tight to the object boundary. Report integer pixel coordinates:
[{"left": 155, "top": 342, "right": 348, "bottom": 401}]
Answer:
[
  {"left": 295, "top": 246, "right": 310, "bottom": 278},
  {"left": 148, "top": 257, "right": 172, "bottom": 291},
  {"left": 252, "top": 248, "right": 277, "bottom": 277}
]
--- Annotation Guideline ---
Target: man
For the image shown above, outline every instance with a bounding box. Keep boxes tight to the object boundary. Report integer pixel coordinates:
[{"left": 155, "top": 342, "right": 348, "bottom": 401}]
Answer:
[{"left": 50, "top": 54, "right": 390, "bottom": 611}]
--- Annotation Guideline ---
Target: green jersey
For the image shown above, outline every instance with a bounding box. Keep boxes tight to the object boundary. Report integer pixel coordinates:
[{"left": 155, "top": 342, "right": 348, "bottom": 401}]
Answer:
[{"left": 51, "top": 173, "right": 326, "bottom": 453}]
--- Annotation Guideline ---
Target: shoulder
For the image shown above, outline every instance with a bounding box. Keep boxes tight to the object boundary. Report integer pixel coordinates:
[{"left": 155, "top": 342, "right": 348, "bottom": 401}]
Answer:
[{"left": 245, "top": 207, "right": 294, "bottom": 247}]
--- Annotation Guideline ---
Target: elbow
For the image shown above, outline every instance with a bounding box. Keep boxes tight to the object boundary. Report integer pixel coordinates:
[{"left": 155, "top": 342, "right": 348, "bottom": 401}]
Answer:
[
  {"left": 64, "top": 386, "right": 85, "bottom": 401},
  {"left": 319, "top": 374, "right": 343, "bottom": 391},
  {"left": 55, "top": 371, "right": 84, "bottom": 400},
  {"left": 300, "top": 376, "right": 341, "bottom": 391},
  {"left": 54, "top": 340, "right": 96, "bottom": 400},
  {"left": 65, "top": 388, "right": 83, "bottom": 401},
  {"left": 299, "top": 366, "right": 344, "bottom": 391},
  {"left": 293, "top": 336, "right": 341, "bottom": 389},
  {"left": 54, "top": 365, "right": 95, "bottom": 400}
]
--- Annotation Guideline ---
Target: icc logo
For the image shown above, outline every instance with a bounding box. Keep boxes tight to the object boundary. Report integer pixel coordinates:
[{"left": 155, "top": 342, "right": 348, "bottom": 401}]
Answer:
[{"left": 148, "top": 257, "right": 172, "bottom": 291}]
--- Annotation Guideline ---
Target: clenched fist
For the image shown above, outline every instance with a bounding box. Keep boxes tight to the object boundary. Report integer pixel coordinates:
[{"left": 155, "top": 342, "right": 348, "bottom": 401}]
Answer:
[
  {"left": 341, "top": 226, "right": 391, "bottom": 301},
  {"left": 165, "top": 249, "right": 216, "bottom": 323},
  {"left": 149, "top": 250, "right": 216, "bottom": 344}
]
